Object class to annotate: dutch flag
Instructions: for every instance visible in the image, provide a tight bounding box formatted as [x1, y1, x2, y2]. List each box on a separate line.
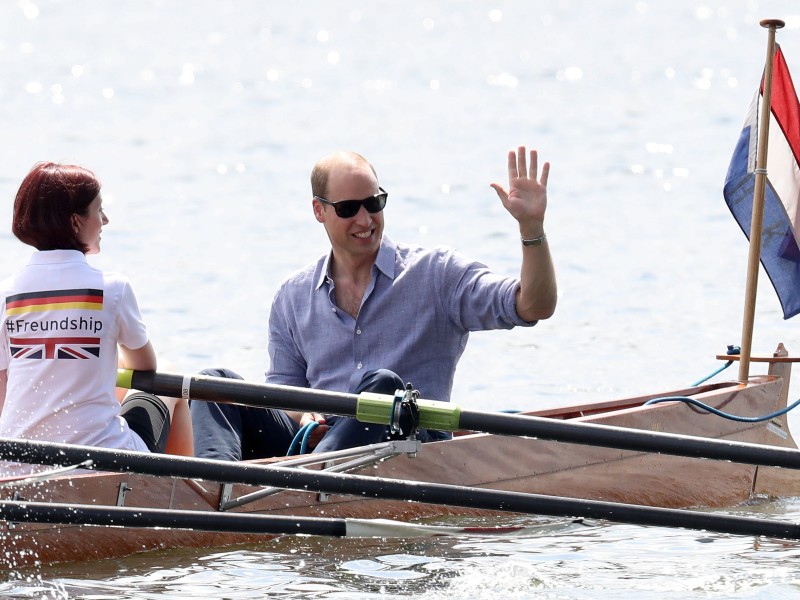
[723, 45, 800, 319]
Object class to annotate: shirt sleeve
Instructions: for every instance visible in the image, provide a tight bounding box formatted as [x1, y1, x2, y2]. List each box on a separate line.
[440, 247, 537, 331]
[116, 280, 149, 350]
[265, 286, 310, 387]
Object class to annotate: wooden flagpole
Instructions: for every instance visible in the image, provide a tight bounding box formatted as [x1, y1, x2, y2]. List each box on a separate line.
[738, 18, 785, 382]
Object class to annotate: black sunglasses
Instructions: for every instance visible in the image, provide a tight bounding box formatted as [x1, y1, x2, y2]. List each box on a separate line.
[314, 187, 388, 219]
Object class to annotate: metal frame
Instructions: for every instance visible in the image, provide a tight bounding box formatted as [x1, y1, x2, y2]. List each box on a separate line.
[218, 439, 422, 511]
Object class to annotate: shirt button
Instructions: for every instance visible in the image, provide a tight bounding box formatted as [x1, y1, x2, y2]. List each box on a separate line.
[331, 307, 337, 313]
[356, 328, 362, 335]
[357, 362, 363, 369]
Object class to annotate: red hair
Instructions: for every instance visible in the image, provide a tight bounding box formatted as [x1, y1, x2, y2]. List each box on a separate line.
[12, 162, 101, 252]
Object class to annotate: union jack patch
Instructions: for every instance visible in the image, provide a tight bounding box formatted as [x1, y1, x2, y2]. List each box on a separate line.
[9, 336, 101, 360]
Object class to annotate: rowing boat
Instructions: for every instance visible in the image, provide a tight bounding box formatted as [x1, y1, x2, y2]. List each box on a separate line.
[0, 344, 798, 569]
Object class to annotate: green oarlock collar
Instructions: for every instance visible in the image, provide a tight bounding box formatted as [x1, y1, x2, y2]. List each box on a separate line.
[116, 368, 134, 390]
[356, 392, 462, 432]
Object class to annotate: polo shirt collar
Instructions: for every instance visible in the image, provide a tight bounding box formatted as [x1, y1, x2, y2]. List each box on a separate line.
[28, 250, 87, 265]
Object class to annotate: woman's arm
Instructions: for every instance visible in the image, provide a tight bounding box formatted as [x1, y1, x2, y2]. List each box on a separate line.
[119, 340, 157, 372]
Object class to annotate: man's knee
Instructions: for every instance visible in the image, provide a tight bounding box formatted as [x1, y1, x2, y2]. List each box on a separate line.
[189, 368, 243, 410]
[355, 368, 404, 395]
[199, 367, 243, 380]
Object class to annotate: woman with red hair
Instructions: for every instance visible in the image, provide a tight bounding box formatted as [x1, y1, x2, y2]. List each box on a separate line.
[0, 162, 192, 456]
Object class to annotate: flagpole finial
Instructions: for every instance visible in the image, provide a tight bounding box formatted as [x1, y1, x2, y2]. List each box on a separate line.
[760, 19, 785, 29]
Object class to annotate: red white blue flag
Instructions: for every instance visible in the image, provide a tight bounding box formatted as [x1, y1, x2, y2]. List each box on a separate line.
[9, 336, 101, 360]
[723, 45, 800, 319]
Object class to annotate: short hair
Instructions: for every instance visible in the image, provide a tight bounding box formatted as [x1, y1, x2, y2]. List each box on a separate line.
[12, 162, 101, 253]
[310, 151, 378, 198]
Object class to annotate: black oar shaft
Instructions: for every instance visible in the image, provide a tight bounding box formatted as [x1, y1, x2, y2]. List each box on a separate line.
[123, 370, 800, 471]
[0, 500, 346, 536]
[456, 409, 800, 469]
[1, 438, 799, 540]
[130, 370, 358, 416]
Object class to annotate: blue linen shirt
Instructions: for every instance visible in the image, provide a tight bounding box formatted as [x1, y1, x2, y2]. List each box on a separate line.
[266, 235, 536, 402]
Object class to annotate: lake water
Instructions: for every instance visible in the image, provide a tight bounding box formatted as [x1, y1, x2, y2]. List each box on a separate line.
[1, 0, 800, 597]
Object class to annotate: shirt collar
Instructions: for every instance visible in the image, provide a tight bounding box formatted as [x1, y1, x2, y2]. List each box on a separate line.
[374, 234, 396, 280]
[314, 234, 397, 290]
[28, 249, 87, 265]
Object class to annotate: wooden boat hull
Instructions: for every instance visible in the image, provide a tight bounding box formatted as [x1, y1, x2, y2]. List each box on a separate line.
[1, 359, 798, 569]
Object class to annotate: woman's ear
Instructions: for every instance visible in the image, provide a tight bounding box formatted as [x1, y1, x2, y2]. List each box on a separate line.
[70, 213, 81, 233]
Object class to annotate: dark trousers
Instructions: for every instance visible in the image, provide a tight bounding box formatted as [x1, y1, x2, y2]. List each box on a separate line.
[190, 368, 449, 461]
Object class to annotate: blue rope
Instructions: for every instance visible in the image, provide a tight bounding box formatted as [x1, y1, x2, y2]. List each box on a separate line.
[690, 345, 740, 386]
[286, 421, 319, 456]
[690, 361, 733, 386]
[644, 395, 800, 422]
[649, 343, 800, 422]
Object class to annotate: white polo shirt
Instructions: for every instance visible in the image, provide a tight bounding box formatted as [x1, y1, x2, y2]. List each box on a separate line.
[0, 250, 150, 451]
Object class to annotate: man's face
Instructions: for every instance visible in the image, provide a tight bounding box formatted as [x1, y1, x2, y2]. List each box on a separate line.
[314, 163, 384, 260]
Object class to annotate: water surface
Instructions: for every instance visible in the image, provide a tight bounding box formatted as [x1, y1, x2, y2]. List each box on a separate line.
[1, 1, 800, 597]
